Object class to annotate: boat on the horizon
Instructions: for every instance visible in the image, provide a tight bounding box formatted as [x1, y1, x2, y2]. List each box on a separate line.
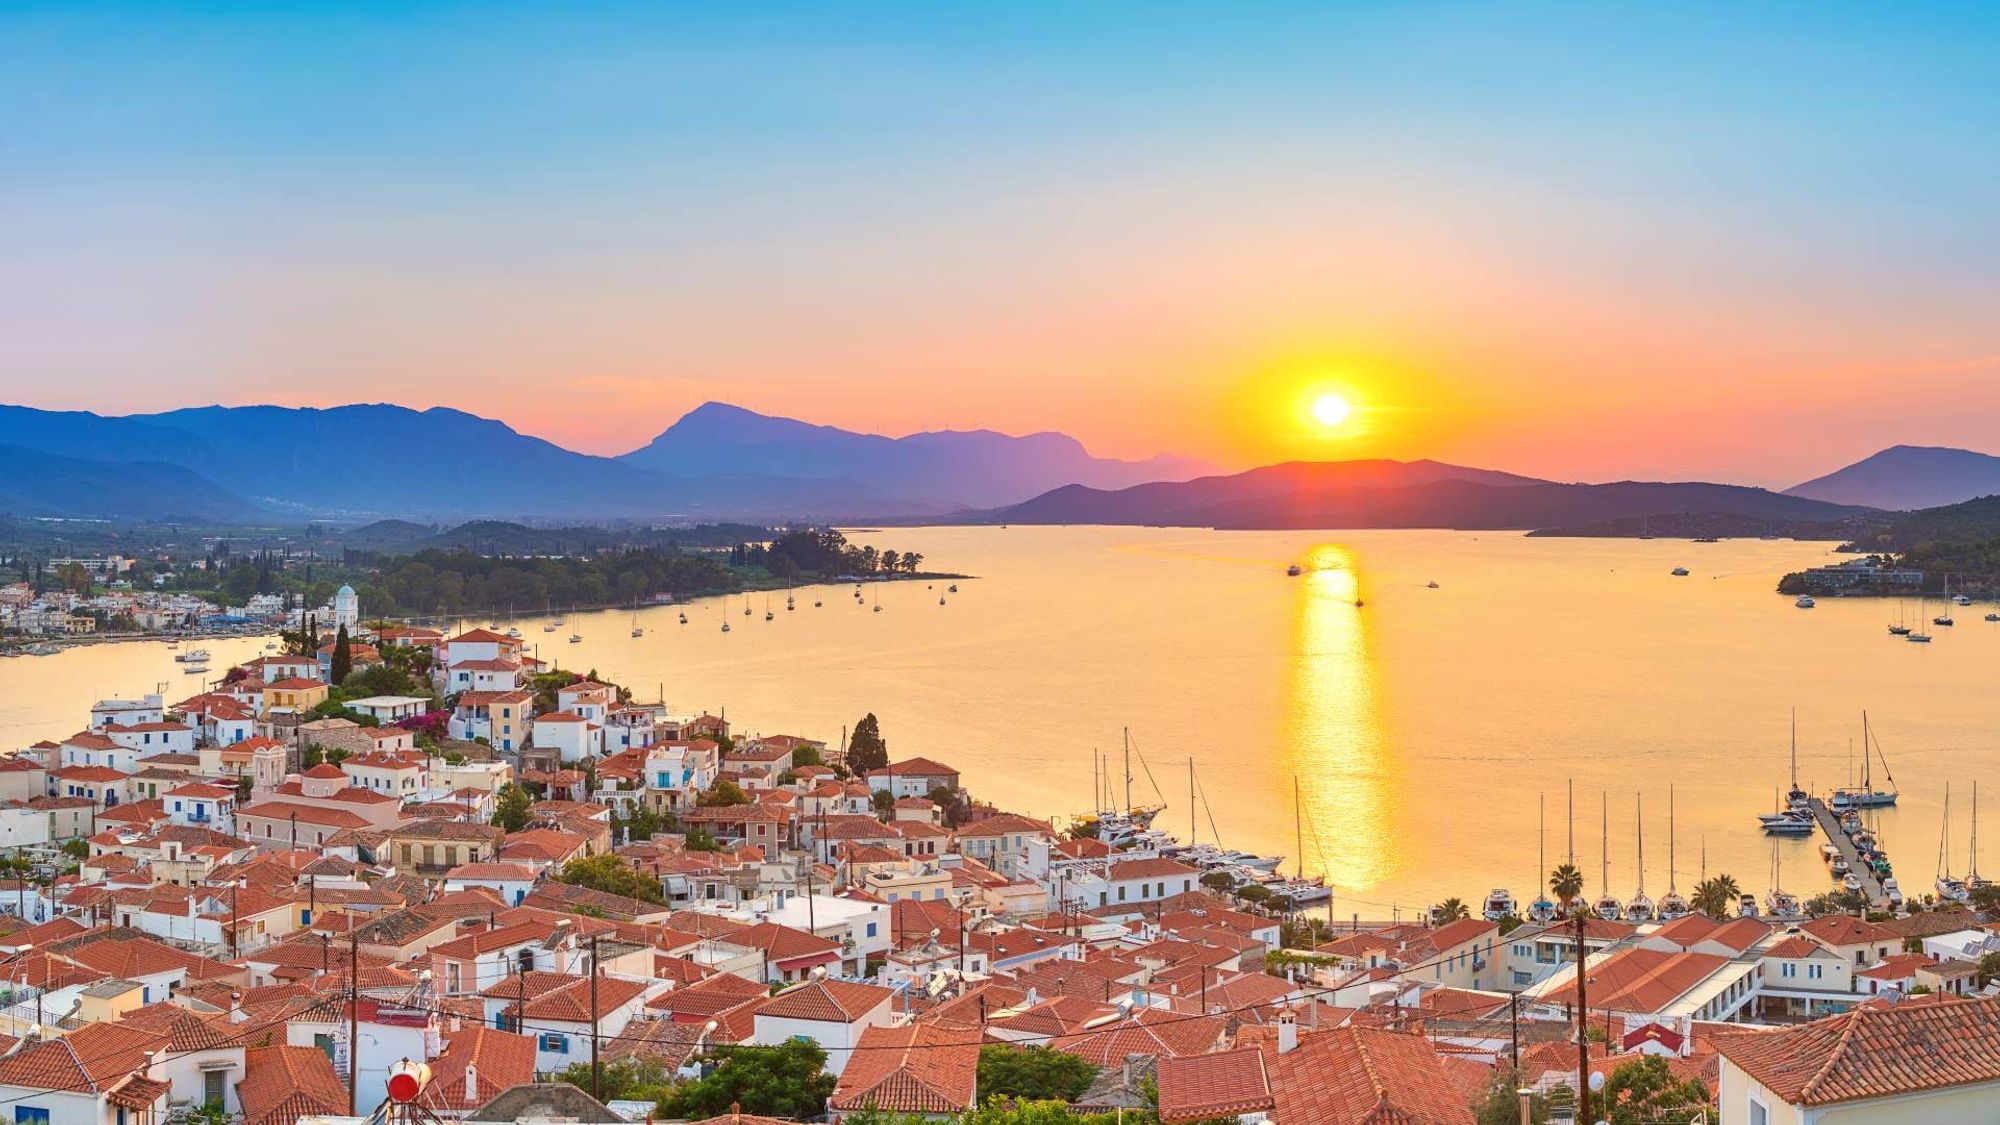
[1670, 566, 1689, 577]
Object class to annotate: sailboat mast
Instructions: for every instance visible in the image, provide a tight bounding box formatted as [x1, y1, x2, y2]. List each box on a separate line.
[1538, 794, 1546, 888]
[1567, 779, 1575, 866]
[1635, 792, 1645, 895]
[1668, 785, 1678, 891]
[1789, 708, 1798, 790]
[1295, 778, 1305, 881]
[1189, 758, 1197, 844]
[1122, 728, 1132, 814]
[1601, 792, 1609, 897]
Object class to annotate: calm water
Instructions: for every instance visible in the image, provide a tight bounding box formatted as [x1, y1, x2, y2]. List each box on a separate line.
[6, 527, 1996, 915]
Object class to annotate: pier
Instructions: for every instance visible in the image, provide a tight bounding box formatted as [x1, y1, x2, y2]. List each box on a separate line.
[1804, 797, 1886, 907]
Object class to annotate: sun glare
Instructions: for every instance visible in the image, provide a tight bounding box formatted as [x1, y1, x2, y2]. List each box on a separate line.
[1311, 392, 1354, 429]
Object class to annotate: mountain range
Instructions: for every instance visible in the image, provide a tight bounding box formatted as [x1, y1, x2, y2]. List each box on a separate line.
[0, 399, 1993, 531]
[1783, 445, 2000, 511]
[986, 460, 1875, 532]
[0, 402, 1203, 522]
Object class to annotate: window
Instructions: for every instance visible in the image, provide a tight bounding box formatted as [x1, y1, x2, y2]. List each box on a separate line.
[540, 1033, 569, 1053]
[204, 1069, 227, 1107]
[1748, 1099, 1767, 1125]
[1808, 964, 1824, 980]
[1781, 963, 1796, 978]
[865, 922, 877, 937]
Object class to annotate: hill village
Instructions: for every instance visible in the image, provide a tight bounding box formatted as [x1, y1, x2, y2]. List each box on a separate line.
[0, 596, 1993, 1125]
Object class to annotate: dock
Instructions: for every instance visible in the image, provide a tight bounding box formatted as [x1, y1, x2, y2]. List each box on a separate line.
[1804, 797, 1886, 907]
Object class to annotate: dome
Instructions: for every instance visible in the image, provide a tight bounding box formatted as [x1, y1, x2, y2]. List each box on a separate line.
[336, 584, 356, 596]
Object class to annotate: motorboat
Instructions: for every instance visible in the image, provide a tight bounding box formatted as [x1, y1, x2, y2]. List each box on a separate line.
[1219, 851, 1284, 872]
[1841, 873, 1862, 893]
[1737, 894, 1759, 918]
[1269, 877, 1332, 904]
[1670, 567, 1690, 577]
[1818, 842, 1839, 861]
[678, 613, 688, 624]
[1955, 594, 1973, 606]
[568, 633, 582, 644]
[948, 584, 959, 593]
[1987, 613, 2000, 622]
[939, 597, 947, 605]
[174, 649, 210, 663]
[1482, 888, 1517, 921]
[1763, 889, 1803, 920]
[1829, 855, 1850, 876]
[543, 624, 557, 632]
[1286, 564, 1303, 577]
[182, 663, 209, 675]
[1795, 595, 1816, 608]
[1763, 815, 1814, 836]
[1426, 580, 1440, 589]
[505, 627, 521, 639]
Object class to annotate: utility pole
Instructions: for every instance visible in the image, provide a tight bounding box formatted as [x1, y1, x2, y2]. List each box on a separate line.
[1509, 992, 1520, 1074]
[1573, 911, 1590, 1125]
[347, 929, 360, 1115]
[588, 934, 601, 1102]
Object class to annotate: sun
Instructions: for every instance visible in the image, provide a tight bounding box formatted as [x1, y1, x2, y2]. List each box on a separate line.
[1310, 392, 1354, 429]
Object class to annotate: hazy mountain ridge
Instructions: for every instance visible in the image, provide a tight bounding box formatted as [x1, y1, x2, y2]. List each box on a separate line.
[990, 460, 1874, 532]
[0, 444, 262, 522]
[619, 401, 1207, 509]
[1785, 445, 2000, 510]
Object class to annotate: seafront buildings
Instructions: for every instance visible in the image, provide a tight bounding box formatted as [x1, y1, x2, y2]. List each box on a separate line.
[0, 606, 1994, 1124]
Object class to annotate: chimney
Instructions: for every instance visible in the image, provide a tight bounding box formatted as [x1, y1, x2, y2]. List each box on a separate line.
[464, 1062, 477, 1104]
[1277, 1008, 1298, 1055]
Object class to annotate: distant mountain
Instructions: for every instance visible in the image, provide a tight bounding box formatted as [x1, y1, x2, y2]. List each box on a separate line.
[620, 402, 1207, 510]
[0, 404, 933, 521]
[988, 459, 1873, 532]
[0, 444, 263, 522]
[1786, 446, 2000, 511]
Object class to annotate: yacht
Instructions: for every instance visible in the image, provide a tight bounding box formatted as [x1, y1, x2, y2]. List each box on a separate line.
[1624, 793, 1655, 922]
[1831, 713, 1900, 809]
[1593, 793, 1622, 920]
[1955, 594, 1973, 606]
[1763, 889, 1803, 920]
[1481, 888, 1517, 921]
[1737, 894, 1759, 919]
[1763, 814, 1813, 836]
[174, 648, 211, 663]
[1528, 794, 1561, 922]
[1657, 790, 1691, 918]
[568, 633, 582, 643]
[1795, 595, 1816, 608]
[1670, 567, 1690, 577]
[1270, 877, 1332, 904]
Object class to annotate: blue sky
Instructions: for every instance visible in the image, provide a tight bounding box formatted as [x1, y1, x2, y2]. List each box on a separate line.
[2, 3, 1995, 480]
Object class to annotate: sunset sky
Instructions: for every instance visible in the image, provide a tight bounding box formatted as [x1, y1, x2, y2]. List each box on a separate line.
[3, 3, 1996, 484]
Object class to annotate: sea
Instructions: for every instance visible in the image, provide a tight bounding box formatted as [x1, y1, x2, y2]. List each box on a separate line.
[5, 526, 1994, 917]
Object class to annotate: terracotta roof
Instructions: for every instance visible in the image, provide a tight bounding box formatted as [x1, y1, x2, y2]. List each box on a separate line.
[0, 1021, 166, 1093]
[648, 971, 767, 1019]
[1715, 996, 2000, 1106]
[864, 757, 958, 778]
[238, 1045, 349, 1125]
[420, 1026, 537, 1112]
[236, 801, 371, 830]
[1156, 1047, 1272, 1121]
[829, 1023, 980, 1113]
[756, 979, 892, 1023]
[1537, 947, 1729, 1013]
[1801, 914, 1902, 948]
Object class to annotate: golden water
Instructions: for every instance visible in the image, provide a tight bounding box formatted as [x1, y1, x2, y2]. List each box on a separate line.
[6, 526, 1993, 915]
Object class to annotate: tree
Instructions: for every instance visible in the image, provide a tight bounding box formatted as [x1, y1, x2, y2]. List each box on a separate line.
[330, 624, 353, 684]
[1598, 1055, 1710, 1125]
[1978, 951, 2000, 989]
[1971, 883, 2000, 914]
[1549, 864, 1584, 910]
[847, 712, 889, 774]
[698, 779, 751, 807]
[491, 783, 533, 832]
[1432, 897, 1470, 923]
[658, 1040, 835, 1120]
[792, 743, 824, 769]
[977, 1045, 1098, 1103]
[1691, 874, 1742, 919]
[554, 1057, 674, 1104]
[553, 853, 665, 905]
[1472, 1069, 1550, 1125]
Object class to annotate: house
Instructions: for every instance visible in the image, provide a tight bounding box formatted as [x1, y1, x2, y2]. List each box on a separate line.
[1756, 935, 1857, 1021]
[449, 660, 527, 694]
[60, 731, 144, 773]
[49, 765, 129, 809]
[864, 757, 960, 799]
[235, 800, 373, 848]
[486, 972, 664, 1072]
[443, 863, 540, 906]
[828, 1023, 981, 1121]
[237, 1044, 349, 1125]
[101, 722, 197, 759]
[954, 814, 1051, 878]
[1156, 1019, 1478, 1124]
[0, 1019, 175, 1125]
[389, 819, 505, 876]
[1798, 915, 1901, 968]
[752, 979, 896, 1074]
[450, 691, 533, 751]
[419, 1026, 538, 1118]
[1715, 995, 2000, 1123]
[531, 712, 602, 763]
[260, 677, 329, 720]
[340, 750, 429, 797]
[164, 781, 237, 834]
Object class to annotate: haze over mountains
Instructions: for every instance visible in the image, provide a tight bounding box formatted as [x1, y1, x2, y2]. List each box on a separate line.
[0, 399, 1993, 530]
[1783, 445, 2000, 511]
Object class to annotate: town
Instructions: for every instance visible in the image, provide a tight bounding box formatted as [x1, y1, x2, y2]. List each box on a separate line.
[0, 585, 1987, 1125]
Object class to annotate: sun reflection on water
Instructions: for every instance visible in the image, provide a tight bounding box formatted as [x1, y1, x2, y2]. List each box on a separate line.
[1284, 544, 1395, 898]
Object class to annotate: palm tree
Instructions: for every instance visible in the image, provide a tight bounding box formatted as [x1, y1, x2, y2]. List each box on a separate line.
[1549, 863, 1585, 911]
[1691, 874, 1742, 919]
[1433, 897, 1471, 923]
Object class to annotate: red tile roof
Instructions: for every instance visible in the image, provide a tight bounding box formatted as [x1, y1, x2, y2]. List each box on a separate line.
[1156, 1047, 1273, 1121]
[238, 1045, 349, 1125]
[829, 1023, 980, 1113]
[420, 1026, 537, 1112]
[756, 979, 892, 1023]
[1714, 996, 2000, 1106]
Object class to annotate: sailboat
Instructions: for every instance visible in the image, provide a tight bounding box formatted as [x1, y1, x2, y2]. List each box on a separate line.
[1272, 779, 1332, 906]
[1970, 781, 1991, 893]
[1624, 792, 1655, 922]
[1937, 781, 1969, 902]
[1527, 794, 1559, 923]
[1888, 598, 1912, 636]
[786, 590, 795, 612]
[1934, 577, 1956, 626]
[1907, 597, 1933, 642]
[1831, 712, 1899, 809]
[764, 596, 774, 622]
[1657, 786, 1690, 919]
[1071, 730, 1169, 842]
[1763, 837, 1803, 920]
[721, 596, 732, 633]
[1592, 793, 1623, 921]
[872, 586, 882, 613]
[630, 600, 644, 638]
[1759, 714, 1814, 832]
[543, 597, 558, 632]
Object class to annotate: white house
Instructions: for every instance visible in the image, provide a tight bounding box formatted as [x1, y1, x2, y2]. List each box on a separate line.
[165, 781, 237, 834]
[531, 712, 602, 763]
[1714, 996, 2000, 1123]
[103, 722, 197, 758]
[751, 979, 895, 1075]
[343, 695, 431, 723]
[89, 694, 165, 730]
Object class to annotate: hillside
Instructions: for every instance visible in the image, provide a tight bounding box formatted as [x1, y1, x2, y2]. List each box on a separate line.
[989, 460, 1873, 533]
[1786, 445, 2000, 510]
[621, 401, 1206, 510]
[0, 444, 264, 522]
